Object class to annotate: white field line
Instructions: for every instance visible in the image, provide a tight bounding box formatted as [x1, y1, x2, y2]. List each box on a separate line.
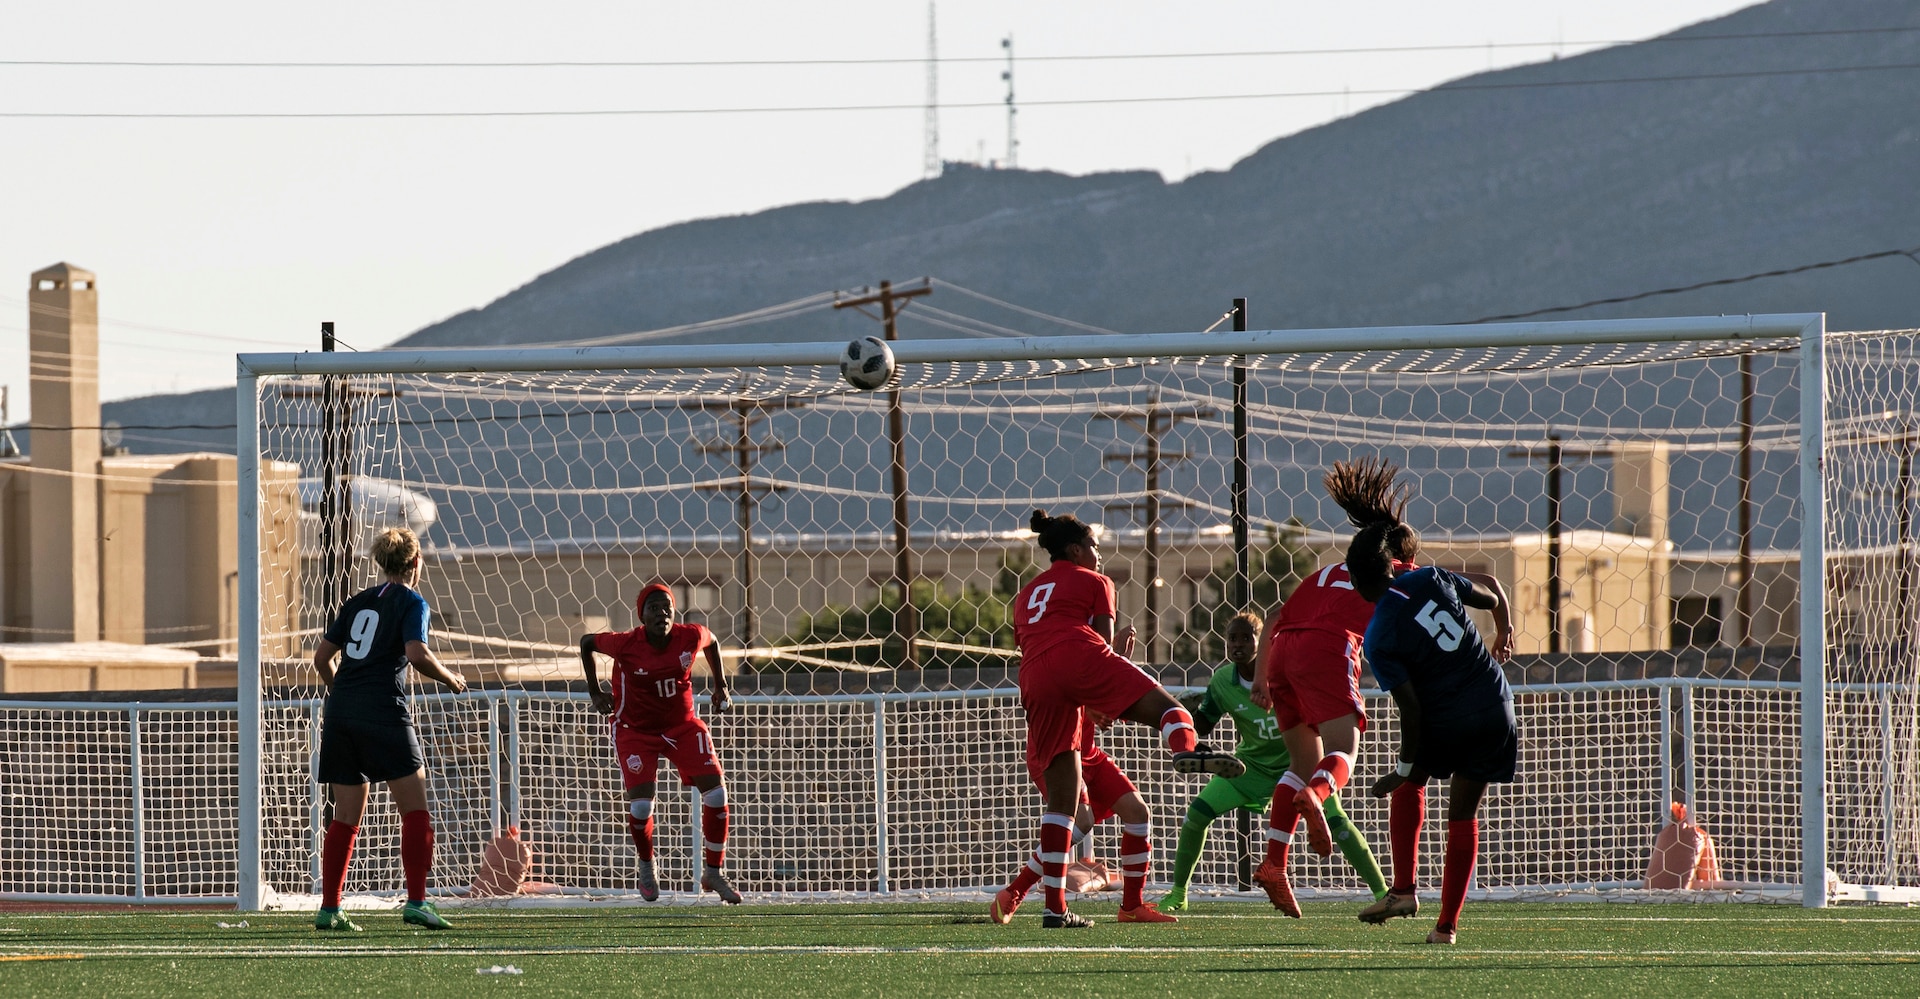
[6, 911, 1920, 925]
[2, 944, 1919, 960]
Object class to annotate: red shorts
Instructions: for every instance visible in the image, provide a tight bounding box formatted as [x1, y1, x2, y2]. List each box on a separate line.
[1265, 630, 1368, 733]
[1019, 642, 1161, 780]
[611, 717, 723, 789]
[1025, 739, 1138, 822]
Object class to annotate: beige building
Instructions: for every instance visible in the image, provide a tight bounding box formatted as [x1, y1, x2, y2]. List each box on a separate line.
[0, 264, 302, 671]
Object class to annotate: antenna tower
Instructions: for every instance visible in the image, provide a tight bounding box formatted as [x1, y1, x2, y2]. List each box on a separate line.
[1000, 34, 1018, 168]
[923, 2, 940, 178]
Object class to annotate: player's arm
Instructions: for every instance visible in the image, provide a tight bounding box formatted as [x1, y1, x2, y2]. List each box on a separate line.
[1249, 626, 1273, 708]
[1370, 683, 1424, 798]
[1457, 571, 1515, 662]
[313, 638, 342, 688]
[407, 641, 467, 694]
[580, 635, 614, 715]
[703, 641, 730, 713]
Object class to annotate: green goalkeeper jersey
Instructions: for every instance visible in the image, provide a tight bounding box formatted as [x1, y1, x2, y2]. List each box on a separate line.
[1192, 662, 1291, 776]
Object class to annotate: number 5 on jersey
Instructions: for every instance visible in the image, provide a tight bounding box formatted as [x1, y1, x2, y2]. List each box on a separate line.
[1025, 582, 1056, 624]
[1414, 600, 1465, 652]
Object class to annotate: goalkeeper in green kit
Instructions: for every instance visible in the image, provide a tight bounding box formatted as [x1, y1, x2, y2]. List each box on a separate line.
[1159, 611, 1388, 911]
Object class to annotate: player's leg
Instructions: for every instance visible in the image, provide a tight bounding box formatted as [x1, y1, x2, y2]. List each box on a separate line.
[1113, 687, 1243, 777]
[388, 769, 452, 929]
[1322, 792, 1388, 899]
[624, 784, 660, 901]
[1359, 772, 1427, 925]
[1295, 713, 1362, 858]
[1430, 776, 1489, 945]
[1254, 770, 1309, 917]
[614, 728, 664, 900]
[691, 774, 742, 904]
[999, 797, 1097, 922]
[1165, 769, 1267, 910]
[1108, 792, 1173, 922]
[317, 779, 367, 932]
[1037, 749, 1091, 928]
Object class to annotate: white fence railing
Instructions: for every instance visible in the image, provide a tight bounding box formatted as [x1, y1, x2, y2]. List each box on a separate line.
[4, 678, 1907, 906]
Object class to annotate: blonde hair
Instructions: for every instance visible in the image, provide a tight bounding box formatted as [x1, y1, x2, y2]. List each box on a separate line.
[370, 527, 421, 577]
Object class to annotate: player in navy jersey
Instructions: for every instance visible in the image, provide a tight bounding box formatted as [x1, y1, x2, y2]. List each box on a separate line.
[1346, 505, 1515, 945]
[311, 527, 468, 932]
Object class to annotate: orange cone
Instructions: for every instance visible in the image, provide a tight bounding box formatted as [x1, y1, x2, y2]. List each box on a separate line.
[469, 826, 533, 897]
[1644, 803, 1714, 889]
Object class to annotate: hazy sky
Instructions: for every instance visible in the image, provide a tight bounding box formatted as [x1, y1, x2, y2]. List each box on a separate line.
[1, 0, 1764, 417]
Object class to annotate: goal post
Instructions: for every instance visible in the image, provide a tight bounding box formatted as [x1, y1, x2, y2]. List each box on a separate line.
[230, 311, 1908, 913]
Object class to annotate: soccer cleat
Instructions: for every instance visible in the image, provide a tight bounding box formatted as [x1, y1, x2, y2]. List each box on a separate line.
[989, 887, 1022, 925]
[1116, 902, 1179, 924]
[701, 866, 743, 905]
[1426, 927, 1456, 945]
[1158, 889, 1189, 912]
[1171, 744, 1246, 778]
[1041, 911, 1094, 928]
[314, 908, 362, 932]
[1252, 859, 1302, 918]
[1063, 858, 1114, 893]
[1295, 788, 1334, 858]
[401, 900, 452, 930]
[1357, 888, 1419, 924]
[636, 860, 660, 902]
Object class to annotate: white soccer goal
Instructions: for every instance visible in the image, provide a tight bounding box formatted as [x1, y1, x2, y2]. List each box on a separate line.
[216, 312, 1918, 911]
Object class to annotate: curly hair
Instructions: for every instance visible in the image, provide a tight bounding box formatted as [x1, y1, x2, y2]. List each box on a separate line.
[1028, 509, 1094, 561]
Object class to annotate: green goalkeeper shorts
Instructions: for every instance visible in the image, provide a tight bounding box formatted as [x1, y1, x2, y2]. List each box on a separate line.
[1191, 764, 1288, 818]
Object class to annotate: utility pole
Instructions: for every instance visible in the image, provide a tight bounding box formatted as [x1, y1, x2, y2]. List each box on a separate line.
[686, 395, 803, 653]
[1000, 35, 1017, 168]
[835, 279, 931, 667]
[1508, 434, 1569, 654]
[1098, 393, 1217, 664]
[923, 1, 940, 179]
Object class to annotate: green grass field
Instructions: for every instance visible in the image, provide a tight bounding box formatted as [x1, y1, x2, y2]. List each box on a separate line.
[4, 901, 1917, 998]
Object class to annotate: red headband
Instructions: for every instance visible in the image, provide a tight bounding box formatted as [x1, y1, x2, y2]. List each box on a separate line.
[636, 583, 674, 617]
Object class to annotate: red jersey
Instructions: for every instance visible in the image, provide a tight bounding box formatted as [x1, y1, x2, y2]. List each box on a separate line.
[594, 622, 713, 731]
[1013, 561, 1117, 660]
[1266, 561, 1416, 669]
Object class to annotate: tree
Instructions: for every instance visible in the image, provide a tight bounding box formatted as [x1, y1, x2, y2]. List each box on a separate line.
[776, 551, 1040, 671]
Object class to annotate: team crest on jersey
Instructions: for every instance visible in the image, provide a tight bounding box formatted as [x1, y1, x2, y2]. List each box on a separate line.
[680, 651, 694, 669]
[625, 754, 645, 772]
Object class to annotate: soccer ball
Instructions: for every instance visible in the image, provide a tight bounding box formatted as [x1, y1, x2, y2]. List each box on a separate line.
[840, 336, 897, 391]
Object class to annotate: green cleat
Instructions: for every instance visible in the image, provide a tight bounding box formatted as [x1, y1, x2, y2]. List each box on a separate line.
[401, 900, 453, 930]
[1158, 890, 1189, 912]
[315, 908, 362, 932]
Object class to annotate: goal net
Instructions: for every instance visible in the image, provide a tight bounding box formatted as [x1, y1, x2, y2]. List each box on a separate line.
[221, 314, 1918, 909]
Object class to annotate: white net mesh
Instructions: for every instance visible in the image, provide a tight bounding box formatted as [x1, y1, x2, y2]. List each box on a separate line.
[4, 321, 1890, 904]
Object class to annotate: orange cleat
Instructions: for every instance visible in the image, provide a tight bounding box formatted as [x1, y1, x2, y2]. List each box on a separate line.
[1295, 787, 1334, 858]
[1252, 859, 1302, 918]
[1116, 902, 1179, 924]
[989, 887, 1021, 925]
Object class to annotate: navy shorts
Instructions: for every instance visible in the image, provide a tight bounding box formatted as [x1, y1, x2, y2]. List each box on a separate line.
[1416, 699, 1518, 784]
[316, 713, 426, 785]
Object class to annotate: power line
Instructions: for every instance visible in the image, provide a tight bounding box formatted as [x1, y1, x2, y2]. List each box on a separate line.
[7, 60, 1920, 118]
[3, 26, 1913, 69]
[1465, 245, 1920, 323]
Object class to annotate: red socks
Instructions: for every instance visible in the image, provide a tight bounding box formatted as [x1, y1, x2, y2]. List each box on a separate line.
[1438, 819, 1478, 933]
[400, 810, 434, 905]
[1305, 751, 1353, 803]
[1389, 781, 1426, 893]
[1039, 812, 1074, 915]
[1263, 774, 1306, 867]
[701, 792, 729, 870]
[626, 814, 654, 861]
[1160, 706, 1198, 754]
[1120, 822, 1151, 909]
[1008, 852, 1043, 898]
[320, 820, 357, 909]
